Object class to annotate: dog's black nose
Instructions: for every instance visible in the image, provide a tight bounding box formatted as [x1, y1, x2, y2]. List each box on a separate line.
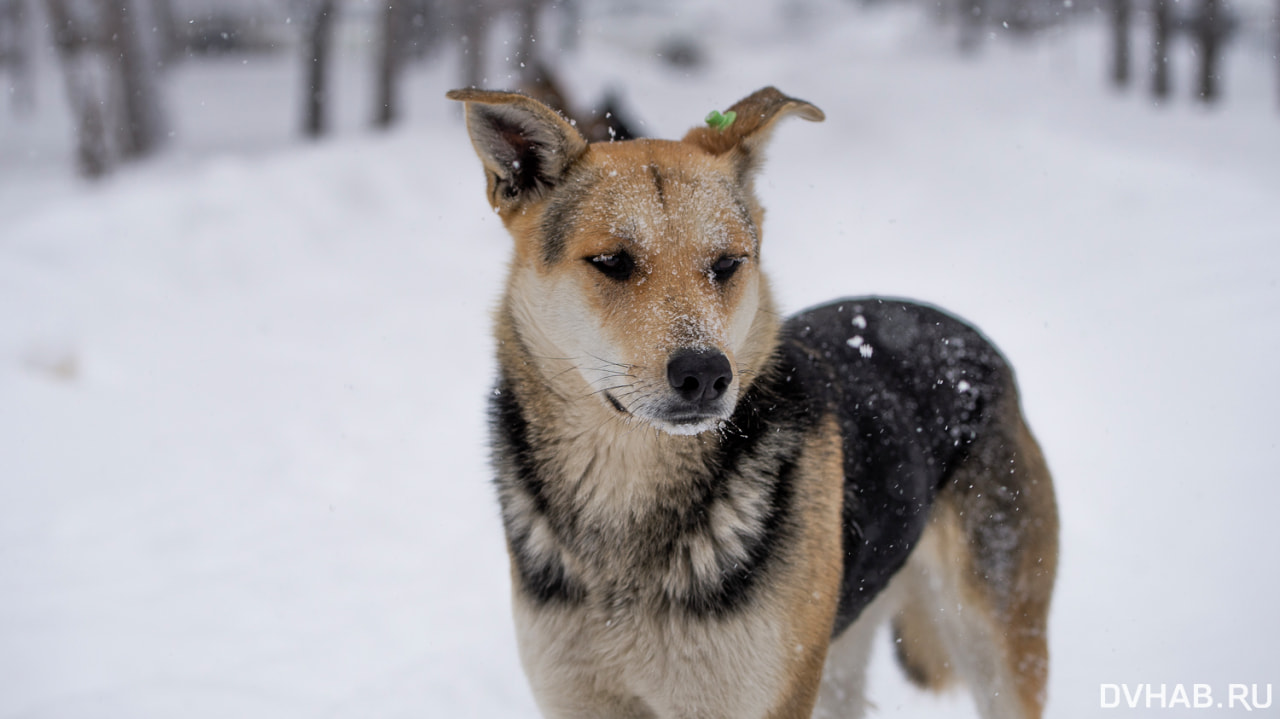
[667, 349, 733, 403]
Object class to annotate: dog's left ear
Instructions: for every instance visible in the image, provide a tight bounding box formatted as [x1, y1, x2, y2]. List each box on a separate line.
[683, 86, 824, 181]
[446, 88, 589, 210]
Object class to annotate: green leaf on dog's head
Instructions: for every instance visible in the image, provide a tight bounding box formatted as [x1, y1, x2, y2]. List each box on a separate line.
[705, 109, 737, 132]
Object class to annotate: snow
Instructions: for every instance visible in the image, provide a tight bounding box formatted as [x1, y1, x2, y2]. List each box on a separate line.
[3, 2, 1279, 717]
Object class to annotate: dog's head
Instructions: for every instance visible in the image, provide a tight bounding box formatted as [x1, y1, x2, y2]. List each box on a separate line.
[449, 87, 823, 435]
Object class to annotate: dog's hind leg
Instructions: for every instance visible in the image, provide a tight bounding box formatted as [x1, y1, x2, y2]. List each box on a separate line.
[890, 573, 957, 693]
[812, 577, 904, 719]
[896, 399, 1059, 719]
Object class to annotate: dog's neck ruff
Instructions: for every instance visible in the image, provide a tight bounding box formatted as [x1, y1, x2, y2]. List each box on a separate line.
[489, 340, 821, 619]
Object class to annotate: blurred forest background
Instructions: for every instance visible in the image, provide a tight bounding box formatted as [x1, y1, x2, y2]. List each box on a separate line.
[1, 0, 1277, 179]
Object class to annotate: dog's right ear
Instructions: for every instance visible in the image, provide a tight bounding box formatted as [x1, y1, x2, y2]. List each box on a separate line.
[446, 89, 589, 211]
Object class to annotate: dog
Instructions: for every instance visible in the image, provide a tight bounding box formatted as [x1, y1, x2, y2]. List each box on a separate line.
[447, 86, 1059, 719]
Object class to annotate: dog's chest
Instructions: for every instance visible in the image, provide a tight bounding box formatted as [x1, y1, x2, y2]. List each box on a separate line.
[498, 421, 801, 716]
[514, 581, 792, 719]
[491, 381, 808, 618]
[539, 428, 771, 604]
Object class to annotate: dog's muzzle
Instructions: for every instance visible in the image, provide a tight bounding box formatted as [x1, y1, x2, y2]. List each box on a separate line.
[645, 348, 734, 434]
[602, 349, 736, 435]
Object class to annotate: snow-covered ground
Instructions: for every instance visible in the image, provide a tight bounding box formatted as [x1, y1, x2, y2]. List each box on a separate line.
[2, 2, 1279, 717]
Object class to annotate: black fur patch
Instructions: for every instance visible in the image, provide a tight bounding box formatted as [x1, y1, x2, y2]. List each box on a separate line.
[491, 378, 585, 605]
[781, 298, 1010, 636]
[516, 539, 587, 605]
[491, 379, 549, 515]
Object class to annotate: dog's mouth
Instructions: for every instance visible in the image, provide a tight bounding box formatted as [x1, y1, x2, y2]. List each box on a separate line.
[604, 392, 629, 414]
[603, 391, 731, 436]
[653, 415, 726, 436]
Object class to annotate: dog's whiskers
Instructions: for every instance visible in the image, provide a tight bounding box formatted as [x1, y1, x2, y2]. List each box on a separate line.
[586, 353, 640, 371]
[586, 384, 635, 399]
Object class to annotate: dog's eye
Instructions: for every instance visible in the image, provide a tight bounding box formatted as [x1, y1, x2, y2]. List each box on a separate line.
[711, 256, 746, 283]
[588, 252, 635, 282]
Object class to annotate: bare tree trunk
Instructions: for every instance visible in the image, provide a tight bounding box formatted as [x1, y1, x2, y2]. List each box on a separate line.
[959, 0, 984, 53]
[46, 0, 110, 177]
[1152, 0, 1171, 100]
[555, 0, 579, 52]
[374, 0, 401, 129]
[1109, 0, 1131, 87]
[104, 0, 166, 159]
[459, 0, 486, 89]
[303, 0, 336, 138]
[513, 0, 543, 84]
[72, 78, 109, 177]
[149, 0, 178, 64]
[1195, 0, 1221, 102]
[0, 0, 34, 111]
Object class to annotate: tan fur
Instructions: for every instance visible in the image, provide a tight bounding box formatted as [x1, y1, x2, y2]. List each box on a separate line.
[450, 86, 1058, 719]
[767, 415, 846, 719]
